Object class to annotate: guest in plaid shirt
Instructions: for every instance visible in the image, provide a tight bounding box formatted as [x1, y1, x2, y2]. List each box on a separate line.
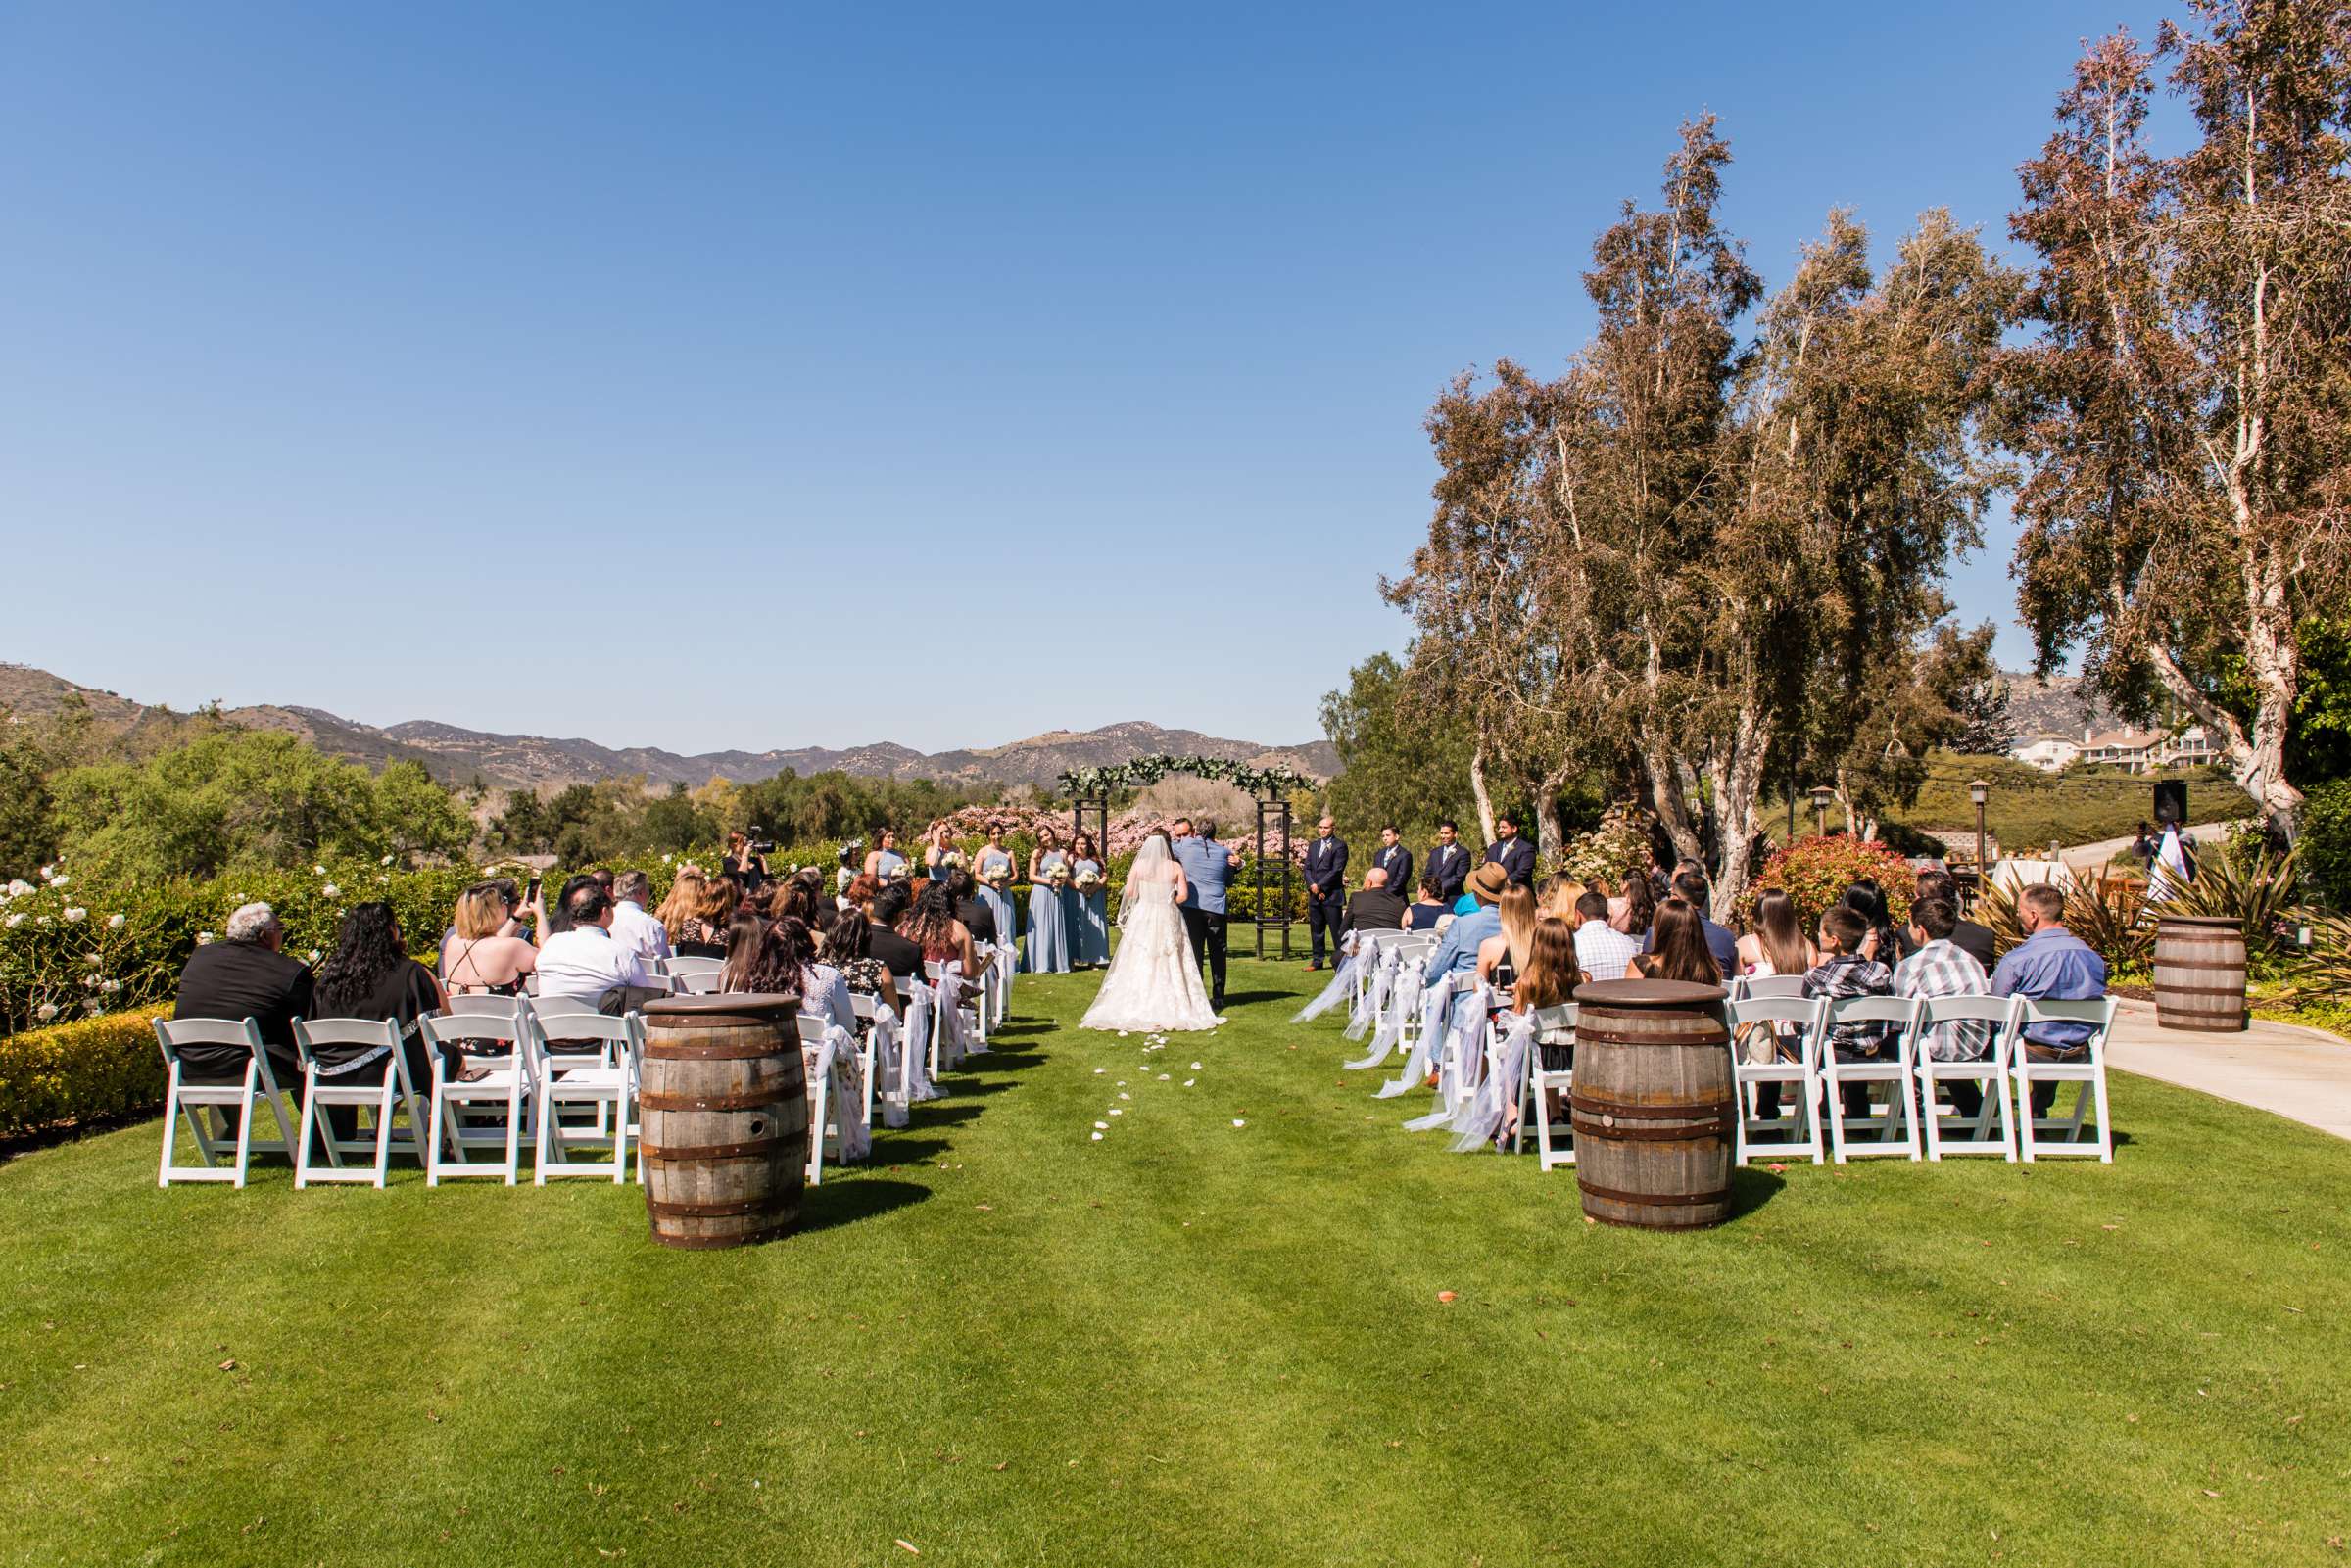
[1803, 907, 1894, 1118]
[1894, 896, 1993, 1118]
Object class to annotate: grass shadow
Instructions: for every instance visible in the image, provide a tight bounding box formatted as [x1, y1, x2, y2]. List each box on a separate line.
[1215, 990, 1293, 1008]
[869, 1138, 954, 1164]
[794, 1177, 932, 1236]
[1728, 1165, 1786, 1219]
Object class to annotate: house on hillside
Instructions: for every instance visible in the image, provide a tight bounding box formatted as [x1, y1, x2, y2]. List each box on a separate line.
[2058, 723, 2219, 774]
[2011, 735, 2080, 772]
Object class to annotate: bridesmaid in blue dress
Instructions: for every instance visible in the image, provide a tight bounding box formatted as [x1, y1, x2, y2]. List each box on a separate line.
[920, 823, 955, 880]
[1069, 832, 1110, 968]
[865, 828, 908, 882]
[1026, 829, 1072, 974]
[974, 824, 1019, 953]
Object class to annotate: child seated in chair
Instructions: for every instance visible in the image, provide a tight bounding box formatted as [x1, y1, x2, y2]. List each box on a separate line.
[1803, 906, 1895, 1117]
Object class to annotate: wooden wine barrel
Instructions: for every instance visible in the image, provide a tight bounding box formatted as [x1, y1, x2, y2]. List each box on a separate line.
[2152, 915, 2248, 1033]
[1569, 978, 1735, 1231]
[639, 995, 807, 1250]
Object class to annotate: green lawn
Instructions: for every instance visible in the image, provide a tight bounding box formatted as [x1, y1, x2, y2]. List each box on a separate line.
[4, 960, 2348, 1565]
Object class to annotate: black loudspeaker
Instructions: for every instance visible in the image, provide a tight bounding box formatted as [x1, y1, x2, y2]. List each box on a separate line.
[2153, 780, 2187, 827]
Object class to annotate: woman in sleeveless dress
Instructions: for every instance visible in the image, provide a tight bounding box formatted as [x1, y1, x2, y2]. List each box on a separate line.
[1026, 829, 1072, 974]
[1069, 832, 1110, 968]
[1080, 834, 1223, 1032]
[974, 823, 1018, 953]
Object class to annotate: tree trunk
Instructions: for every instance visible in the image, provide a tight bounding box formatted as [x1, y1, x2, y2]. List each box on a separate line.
[1704, 706, 1773, 923]
[1531, 764, 1574, 870]
[1468, 739, 1498, 846]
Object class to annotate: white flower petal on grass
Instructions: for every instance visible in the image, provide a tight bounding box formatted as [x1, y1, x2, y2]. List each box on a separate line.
[1089, 1132, 1103, 1142]
[1094, 1121, 1109, 1130]
[3, 913, 22, 929]
[1118, 1092, 1129, 1101]
[381, 854, 395, 866]
[1118, 1031, 1128, 1038]
[1092, 1068, 1106, 1075]
[1190, 1062, 1202, 1070]
[1231, 1118, 1246, 1128]
[1109, 1109, 1123, 1117]
[1158, 1073, 1170, 1080]
[1183, 1079, 1194, 1087]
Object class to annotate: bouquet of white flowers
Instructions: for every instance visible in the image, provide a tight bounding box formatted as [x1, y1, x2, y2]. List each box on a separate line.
[1074, 867, 1102, 892]
[1048, 863, 1072, 889]
[942, 849, 967, 871]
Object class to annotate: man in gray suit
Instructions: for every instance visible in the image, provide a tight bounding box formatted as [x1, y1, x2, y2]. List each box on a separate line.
[1171, 817, 1240, 1010]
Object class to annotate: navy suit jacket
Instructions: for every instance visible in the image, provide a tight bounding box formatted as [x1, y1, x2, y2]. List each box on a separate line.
[1304, 836, 1349, 898]
[1373, 842, 1414, 898]
[1485, 836, 1537, 888]
[1425, 842, 1471, 901]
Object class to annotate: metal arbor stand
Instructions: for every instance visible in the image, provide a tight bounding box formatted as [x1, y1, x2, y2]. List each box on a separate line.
[1070, 795, 1110, 865]
[1253, 792, 1294, 959]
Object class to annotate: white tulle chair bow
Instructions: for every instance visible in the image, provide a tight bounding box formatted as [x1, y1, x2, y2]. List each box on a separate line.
[1404, 980, 1489, 1130]
[1379, 975, 1460, 1099]
[931, 961, 974, 1070]
[808, 1021, 870, 1168]
[1345, 955, 1420, 1071]
[1449, 1011, 1536, 1152]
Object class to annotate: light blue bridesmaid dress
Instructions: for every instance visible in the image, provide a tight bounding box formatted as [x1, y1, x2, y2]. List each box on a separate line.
[976, 848, 1018, 950]
[1070, 857, 1110, 966]
[875, 847, 908, 880]
[1027, 852, 1072, 974]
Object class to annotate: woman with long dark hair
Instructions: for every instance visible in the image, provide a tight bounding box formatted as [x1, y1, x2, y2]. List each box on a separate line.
[316, 900, 447, 1092]
[902, 879, 983, 982]
[1026, 826, 1072, 974]
[1068, 831, 1110, 968]
[824, 906, 901, 1018]
[1611, 868, 1655, 938]
[1843, 879, 1903, 964]
[1738, 888, 1816, 980]
[1625, 897, 1720, 985]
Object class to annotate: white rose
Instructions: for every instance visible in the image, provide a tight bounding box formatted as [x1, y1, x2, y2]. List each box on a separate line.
[661, 854, 673, 865]
[376, 875, 389, 884]
[107, 913, 125, 929]
[35, 1003, 58, 1022]
[84, 953, 101, 966]
[5, 879, 29, 898]
[197, 930, 216, 944]
[103, 978, 121, 993]
[63, 907, 86, 923]
[39, 865, 53, 878]
[3, 913, 22, 929]
[49, 876, 68, 889]
[321, 883, 339, 897]
[381, 854, 395, 866]
[82, 974, 102, 987]
[313, 865, 327, 876]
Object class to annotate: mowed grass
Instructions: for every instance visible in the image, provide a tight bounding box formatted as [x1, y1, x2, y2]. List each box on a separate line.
[3, 960, 2349, 1566]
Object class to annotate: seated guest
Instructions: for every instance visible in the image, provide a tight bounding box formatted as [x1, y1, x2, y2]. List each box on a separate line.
[1626, 896, 1722, 985]
[314, 900, 447, 1097]
[1406, 875, 1450, 931]
[608, 870, 673, 965]
[844, 872, 885, 916]
[441, 882, 538, 995]
[1611, 870, 1655, 938]
[1991, 884, 2108, 1115]
[1735, 888, 1814, 980]
[824, 906, 901, 1018]
[1508, 916, 1585, 1138]
[1534, 873, 1582, 923]
[1572, 890, 1639, 981]
[656, 865, 730, 957]
[1913, 869, 1996, 970]
[1640, 871, 1739, 978]
[535, 877, 653, 1006]
[1476, 884, 1537, 989]
[1843, 879, 1905, 964]
[1804, 905, 1895, 1116]
[1344, 867, 1409, 935]
[1425, 863, 1510, 981]
[767, 874, 827, 934]
[948, 867, 998, 947]
[171, 900, 314, 1103]
[1895, 895, 1994, 1118]
[721, 915, 857, 1033]
[901, 879, 988, 994]
[866, 881, 925, 982]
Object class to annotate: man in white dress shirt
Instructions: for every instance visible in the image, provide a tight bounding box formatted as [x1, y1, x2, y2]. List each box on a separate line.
[607, 870, 673, 964]
[536, 878, 653, 1003]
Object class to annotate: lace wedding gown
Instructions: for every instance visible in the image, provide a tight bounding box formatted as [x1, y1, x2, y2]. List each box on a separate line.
[1080, 838, 1224, 1033]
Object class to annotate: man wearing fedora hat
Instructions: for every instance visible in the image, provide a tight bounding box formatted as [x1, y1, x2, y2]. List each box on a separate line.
[1424, 861, 1510, 983]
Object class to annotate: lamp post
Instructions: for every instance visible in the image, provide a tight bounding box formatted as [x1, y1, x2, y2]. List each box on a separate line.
[1969, 779, 1991, 895]
[1809, 784, 1834, 839]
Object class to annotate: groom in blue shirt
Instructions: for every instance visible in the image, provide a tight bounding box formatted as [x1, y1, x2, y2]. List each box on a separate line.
[1171, 817, 1239, 1011]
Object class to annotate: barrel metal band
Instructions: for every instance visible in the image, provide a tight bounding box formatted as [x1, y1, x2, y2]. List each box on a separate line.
[2153, 983, 2252, 1000]
[640, 1088, 790, 1113]
[644, 1042, 787, 1061]
[646, 1196, 785, 1219]
[2153, 958, 2247, 974]
[1572, 1094, 1738, 1121]
[641, 1136, 790, 1162]
[1571, 1115, 1733, 1142]
[1576, 1179, 1732, 1208]
[1576, 1027, 1728, 1048]
[650, 1224, 792, 1250]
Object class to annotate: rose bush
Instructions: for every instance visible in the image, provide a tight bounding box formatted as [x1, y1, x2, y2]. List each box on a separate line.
[1741, 835, 1920, 929]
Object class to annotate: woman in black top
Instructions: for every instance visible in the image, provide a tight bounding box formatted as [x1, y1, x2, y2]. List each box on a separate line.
[314, 901, 447, 1093]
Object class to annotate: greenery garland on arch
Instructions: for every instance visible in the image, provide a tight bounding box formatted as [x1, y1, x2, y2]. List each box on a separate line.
[1057, 754, 1313, 801]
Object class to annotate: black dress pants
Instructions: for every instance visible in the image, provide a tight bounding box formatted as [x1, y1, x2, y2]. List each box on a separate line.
[1307, 891, 1345, 963]
[1180, 906, 1227, 1002]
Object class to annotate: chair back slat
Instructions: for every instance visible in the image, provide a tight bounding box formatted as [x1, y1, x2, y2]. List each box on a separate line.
[155, 1017, 267, 1049]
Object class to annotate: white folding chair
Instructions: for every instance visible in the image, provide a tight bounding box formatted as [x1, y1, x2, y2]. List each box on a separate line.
[1917, 995, 2021, 1161]
[2009, 997, 2116, 1163]
[152, 1018, 300, 1187]
[415, 1012, 532, 1185]
[1725, 996, 1827, 1165]
[291, 1017, 427, 1188]
[442, 992, 529, 1022]
[672, 970, 725, 996]
[526, 993, 602, 1021]
[1513, 1003, 1578, 1169]
[796, 1014, 838, 1186]
[924, 962, 983, 1067]
[529, 1013, 636, 1183]
[1734, 974, 1808, 1001]
[666, 956, 724, 981]
[1819, 996, 1923, 1163]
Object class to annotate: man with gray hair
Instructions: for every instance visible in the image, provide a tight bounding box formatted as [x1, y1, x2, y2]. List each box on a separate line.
[607, 870, 672, 965]
[171, 900, 315, 1094]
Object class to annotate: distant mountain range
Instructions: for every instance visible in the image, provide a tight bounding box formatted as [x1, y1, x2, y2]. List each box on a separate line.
[1998, 672, 2122, 741]
[0, 664, 1338, 793]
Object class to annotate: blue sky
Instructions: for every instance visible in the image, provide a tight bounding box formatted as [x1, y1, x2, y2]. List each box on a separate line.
[0, 1, 2173, 754]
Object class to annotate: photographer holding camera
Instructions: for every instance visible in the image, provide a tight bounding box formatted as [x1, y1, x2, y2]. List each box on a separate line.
[726, 828, 774, 896]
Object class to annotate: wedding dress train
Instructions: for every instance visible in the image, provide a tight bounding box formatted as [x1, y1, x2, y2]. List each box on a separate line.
[1080, 837, 1223, 1033]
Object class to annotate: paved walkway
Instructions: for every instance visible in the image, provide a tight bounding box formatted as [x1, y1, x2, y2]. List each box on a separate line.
[2059, 818, 2242, 874]
[2108, 998, 2351, 1141]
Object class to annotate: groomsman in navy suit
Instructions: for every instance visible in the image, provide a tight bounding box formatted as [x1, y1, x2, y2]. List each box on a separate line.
[1303, 815, 1349, 970]
[1372, 825, 1413, 905]
[1425, 821, 1471, 904]
[1485, 813, 1537, 889]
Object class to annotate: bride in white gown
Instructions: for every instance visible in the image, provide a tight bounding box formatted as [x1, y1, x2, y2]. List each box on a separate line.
[1080, 833, 1224, 1033]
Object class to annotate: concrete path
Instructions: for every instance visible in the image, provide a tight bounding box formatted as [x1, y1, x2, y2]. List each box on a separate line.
[2108, 998, 2351, 1141]
[2059, 818, 2242, 874]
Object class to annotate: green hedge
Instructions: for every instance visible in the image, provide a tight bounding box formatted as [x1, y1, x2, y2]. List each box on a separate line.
[0, 1006, 170, 1138]
[2303, 780, 2351, 913]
